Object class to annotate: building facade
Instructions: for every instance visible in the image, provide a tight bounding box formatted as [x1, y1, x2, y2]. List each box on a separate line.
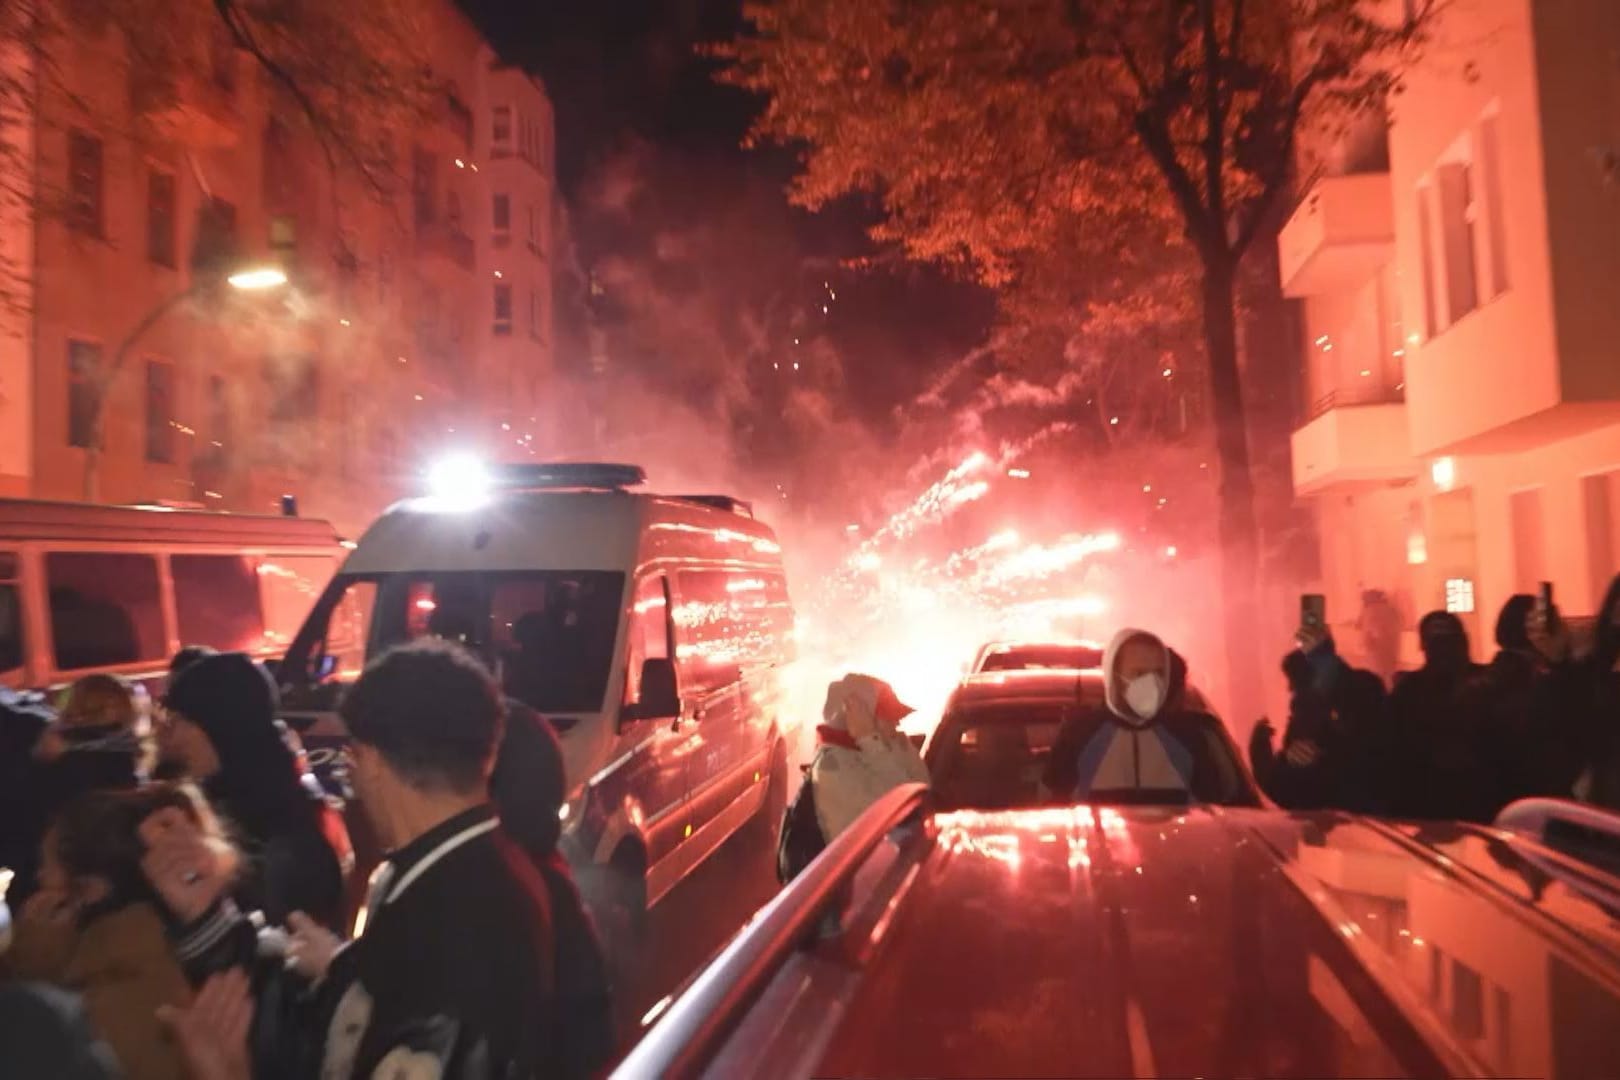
[0, 3, 556, 536]
[1283, 0, 1620, 666]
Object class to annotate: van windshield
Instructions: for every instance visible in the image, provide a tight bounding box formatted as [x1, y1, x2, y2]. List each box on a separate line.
[283, 570, 625, 716]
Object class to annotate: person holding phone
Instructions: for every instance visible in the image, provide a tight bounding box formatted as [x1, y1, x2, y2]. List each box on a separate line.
[1249, 597, 1390, 814]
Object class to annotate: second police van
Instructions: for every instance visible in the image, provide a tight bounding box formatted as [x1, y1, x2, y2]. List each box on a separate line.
[278, 461, 797, 945]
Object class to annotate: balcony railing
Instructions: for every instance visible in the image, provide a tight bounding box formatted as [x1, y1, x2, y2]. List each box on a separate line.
[1306, 382, 1405, 422]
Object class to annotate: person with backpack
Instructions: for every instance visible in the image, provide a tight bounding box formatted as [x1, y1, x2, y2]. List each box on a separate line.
[780, 675, 926, 883]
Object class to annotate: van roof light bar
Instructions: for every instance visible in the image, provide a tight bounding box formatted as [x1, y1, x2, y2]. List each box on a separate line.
[489, 463, 648, 491]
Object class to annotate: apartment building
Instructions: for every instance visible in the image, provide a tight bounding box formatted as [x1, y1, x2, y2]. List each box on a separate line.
[0, 3, 556, 536]
[1282, 0, 1620, 665]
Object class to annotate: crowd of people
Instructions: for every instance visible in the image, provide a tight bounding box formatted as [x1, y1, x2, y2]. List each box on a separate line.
[0, 639, 612, 1080]
[1249, 578, 1620, 822]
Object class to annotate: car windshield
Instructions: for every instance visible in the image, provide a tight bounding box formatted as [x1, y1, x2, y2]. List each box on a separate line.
[927, 704, 1071, 810]
[929, 704, 1259, 810]
[978, 644, 1103, 671]
[282, 570, 625, 715]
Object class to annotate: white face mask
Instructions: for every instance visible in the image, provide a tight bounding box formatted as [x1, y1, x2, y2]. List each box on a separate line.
[1124, 672, 1167, 719]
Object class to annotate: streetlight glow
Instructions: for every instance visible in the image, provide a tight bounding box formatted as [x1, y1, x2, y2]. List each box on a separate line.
[227, 267, 288, 291]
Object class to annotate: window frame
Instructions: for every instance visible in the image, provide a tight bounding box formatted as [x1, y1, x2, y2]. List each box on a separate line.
[144, 356, 176, 464]
[66, 129, 104, 237]
[493, 281, 513, 335]
[67, 339, 103, 450]
[147, 169, 176, 267]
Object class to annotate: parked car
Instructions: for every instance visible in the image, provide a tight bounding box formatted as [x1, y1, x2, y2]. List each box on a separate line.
[968, 639, 1104, 674]
[617, 788, 1620, 1079]
[278, 461, 798, 947]
[0, 497, 345, 694]
[924, 669, 1260, 809]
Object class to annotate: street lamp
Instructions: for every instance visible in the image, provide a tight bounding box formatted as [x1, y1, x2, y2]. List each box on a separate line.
[83, 262, 290, 500]
[226, 266, 289, 291]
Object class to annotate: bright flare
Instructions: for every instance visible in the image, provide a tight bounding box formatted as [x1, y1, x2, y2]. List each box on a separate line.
[227, 267, 288, 290]
[425, 454, 492, 509]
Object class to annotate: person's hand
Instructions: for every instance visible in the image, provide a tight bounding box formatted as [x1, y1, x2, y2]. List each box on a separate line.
[1295, 624, 1329, 655]
[140, 810, 232, 923]
[1527, 607, 1571, 664]
[158, 969, 253, 1080]
[285, 911, 341, 980]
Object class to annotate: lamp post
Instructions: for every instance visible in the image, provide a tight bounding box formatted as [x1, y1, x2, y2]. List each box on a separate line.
[82, 264, 288, 501]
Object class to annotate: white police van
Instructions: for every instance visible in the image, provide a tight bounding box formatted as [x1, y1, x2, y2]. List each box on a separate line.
[278, 461, 797, 942]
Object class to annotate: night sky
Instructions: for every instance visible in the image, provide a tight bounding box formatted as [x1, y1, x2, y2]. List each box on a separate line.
[459, 0, 996, 437]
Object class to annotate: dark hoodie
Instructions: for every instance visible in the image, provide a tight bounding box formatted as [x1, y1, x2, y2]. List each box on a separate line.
[1388, 611, 1497, 821]
[165, 652, 347, 926]
[1528, 574, 1620, 807]
[491, 703, 614, 1080]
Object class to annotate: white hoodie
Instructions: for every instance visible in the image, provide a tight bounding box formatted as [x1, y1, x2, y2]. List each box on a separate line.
[810, 674, 930, 841]
[1081, 628, 1192, 793]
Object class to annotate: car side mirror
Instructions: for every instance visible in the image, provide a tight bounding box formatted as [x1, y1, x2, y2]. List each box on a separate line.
[625, 658, 680, 723]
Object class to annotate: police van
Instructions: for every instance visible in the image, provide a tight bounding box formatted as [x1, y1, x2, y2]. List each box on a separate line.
[0, 498, 346, 694]
[278, 461, 797, 939]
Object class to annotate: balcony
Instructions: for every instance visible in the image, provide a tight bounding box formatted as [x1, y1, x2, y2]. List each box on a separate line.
[1278, 173, 1393, 298]
[131, 73, 240, 149]
[1292, 387, 1417, 496]
[414, 221, 474, 272]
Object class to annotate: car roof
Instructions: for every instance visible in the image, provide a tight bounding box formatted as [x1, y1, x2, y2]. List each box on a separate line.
[946, 669, 1106, 712]
[646, 794, 1620, 1080]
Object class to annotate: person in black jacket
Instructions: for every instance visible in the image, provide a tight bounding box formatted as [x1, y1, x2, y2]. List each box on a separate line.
[491, 704, 615, 1079]
[1387, 611, 1496, 822]
[303, 639, 560, 1079]
[157, 652, 349, 928]
[1526, 574, 1620, 808]
[1250, 631, 1389, 813]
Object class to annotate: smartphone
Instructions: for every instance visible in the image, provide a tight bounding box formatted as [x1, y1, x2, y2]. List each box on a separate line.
[1301, 593, 1326, 631]
[1536, 581, 1553, 617]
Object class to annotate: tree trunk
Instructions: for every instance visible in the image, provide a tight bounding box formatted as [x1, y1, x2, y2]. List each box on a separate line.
[1200, 253, 1263, 724]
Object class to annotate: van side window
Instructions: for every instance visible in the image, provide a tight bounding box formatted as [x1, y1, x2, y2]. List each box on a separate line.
[0, 551, 21, 674]
[172, 554, 265, 652]
[46, 552, 164, 671]
[625, 575, 671, 706]
[257, 555, 339, 651]
[673, 569, 793, 692]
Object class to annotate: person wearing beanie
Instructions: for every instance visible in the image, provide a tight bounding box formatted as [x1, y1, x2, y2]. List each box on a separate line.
[157, 652, 348, 927]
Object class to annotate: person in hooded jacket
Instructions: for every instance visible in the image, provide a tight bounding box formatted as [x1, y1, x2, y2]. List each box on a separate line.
[1387, 611, 1497, 822]
[1044, 628, 1258, 806]
[1526, 574, 1620, 808]
[809, 674, 929, 842]
[6, 676, 145, 907]
[1250, 629, 1390, 813]
[1480, 594, 1563, 806]
[157, 652, 348, 928]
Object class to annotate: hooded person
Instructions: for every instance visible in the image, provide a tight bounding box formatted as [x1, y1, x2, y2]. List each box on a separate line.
[1525, 573, 1620, 808]
[158, 652, 349, 927]
[808, 674, 929, 842]
[1387, 610, 1497, 821]
[1250, 631, 1390, 813]
[7, 676, 144, 906]
[1043, 629, 1257, 806]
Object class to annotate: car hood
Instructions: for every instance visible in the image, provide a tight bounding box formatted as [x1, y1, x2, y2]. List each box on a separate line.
[813, 804, 1620, 1079]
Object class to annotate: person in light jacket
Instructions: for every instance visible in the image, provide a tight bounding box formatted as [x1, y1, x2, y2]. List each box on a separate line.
[810, 674, 929, 842]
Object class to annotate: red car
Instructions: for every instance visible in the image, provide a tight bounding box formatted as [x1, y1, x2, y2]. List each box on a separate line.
[617, 790, 1620, 1079]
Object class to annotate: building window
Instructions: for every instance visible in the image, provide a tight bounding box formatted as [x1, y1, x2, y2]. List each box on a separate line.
[1444, 578, 1475, 615]
[1417, 186, 1438, 340]
[1478, 111, 1509, 299]
[494, 282, 513, 335]
[491, 105, 513, 156]
[412, 146, 436, 226]
[67, 340, 101, 449]
[191, 197, 238, 275]
[493, 193, 510, 233]
[1437, 160, 1479, 325]
[147, 170, 176, 267]
[266, 354, 319, 424]
[446, 190, 463, 234]
[66, 131, 104, 236]
[144, 358, 175, 464]
[528, 204, 542, 254]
